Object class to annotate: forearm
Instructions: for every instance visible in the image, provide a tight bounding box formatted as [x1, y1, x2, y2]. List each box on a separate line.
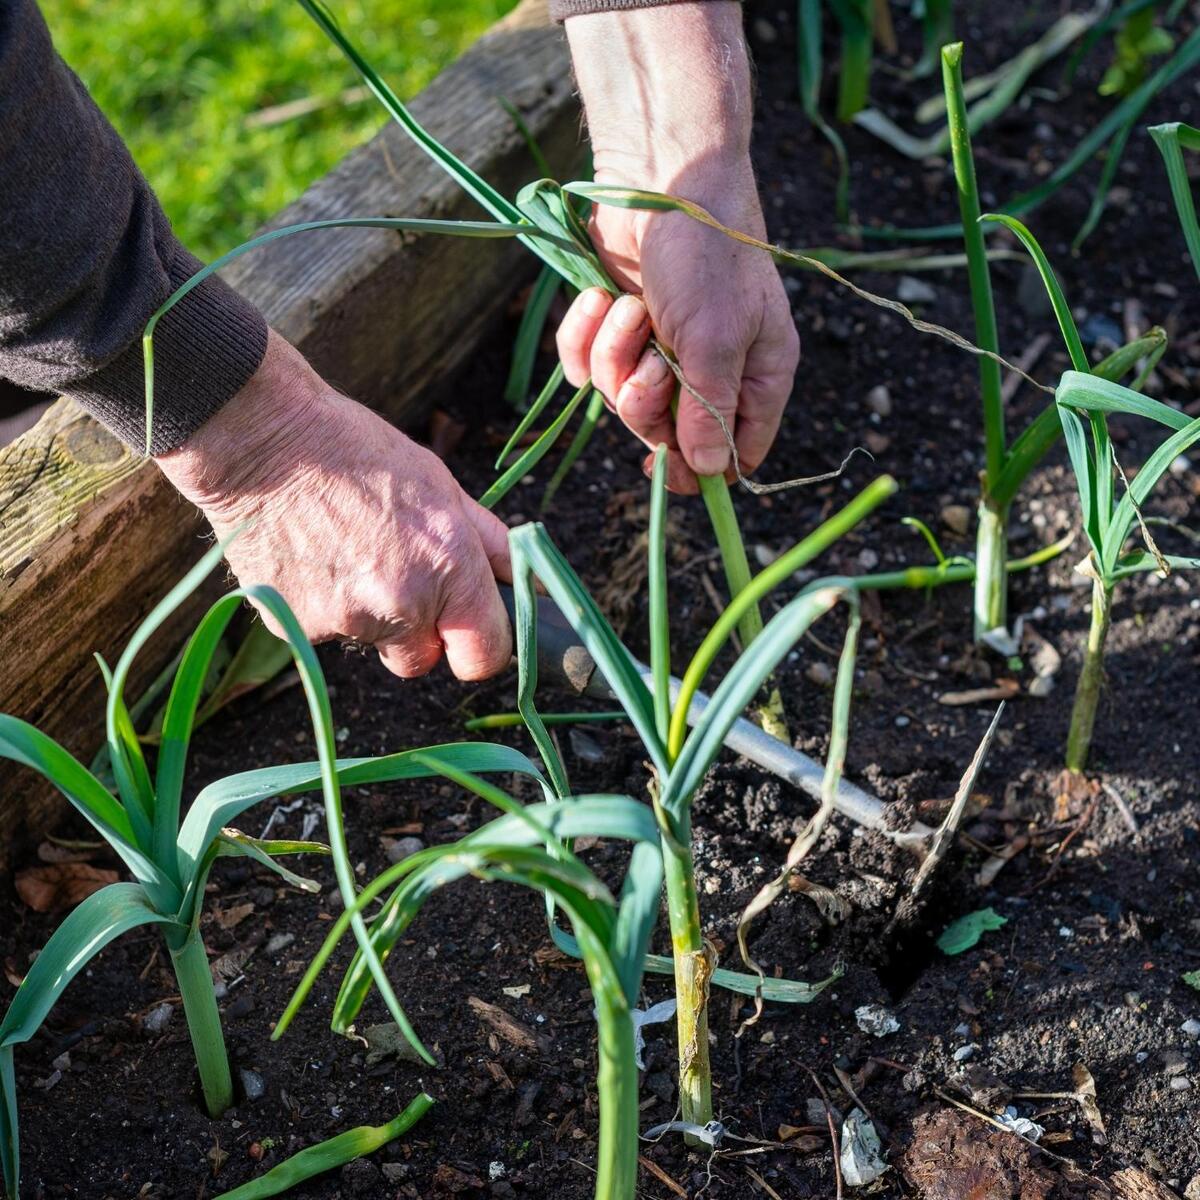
[563, 2, 752, 189]
[0, 0, 265, 453]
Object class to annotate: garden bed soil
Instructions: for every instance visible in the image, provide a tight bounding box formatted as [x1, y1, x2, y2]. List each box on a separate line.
[5, 2, 1200, 1196]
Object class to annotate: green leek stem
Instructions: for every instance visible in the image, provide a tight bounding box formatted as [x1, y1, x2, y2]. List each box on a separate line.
[660, 809, 712, 1138]
[592, 992, 640, 1198]
[973, 499, 1009, 639]
[698, 473, 763, 648]
[945, 42, 1013, 642]
[169, 930, 233, 1118]
[1066, 575, 1112, 773]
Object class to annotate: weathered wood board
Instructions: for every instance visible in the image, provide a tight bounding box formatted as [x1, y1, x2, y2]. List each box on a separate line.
[0, 0, 578, 871]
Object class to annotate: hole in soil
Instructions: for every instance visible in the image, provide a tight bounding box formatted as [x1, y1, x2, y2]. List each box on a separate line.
[875, 922, 942, 1002]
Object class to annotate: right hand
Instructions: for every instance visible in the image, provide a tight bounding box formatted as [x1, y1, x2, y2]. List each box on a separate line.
[156, 330, 513, 681]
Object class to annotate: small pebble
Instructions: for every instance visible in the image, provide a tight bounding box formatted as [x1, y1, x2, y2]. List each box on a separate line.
[1163, 1050, 1188, 1076]
[143, 1002, 174, 1035]
[806, 662, 834, 687]
[265, 932, 295, 955]
[857, 548, 879, 570]
[384, 835, 425, 864]
[941, 504, 971, 536]
[897, 275, 937, 304]
[754, 543, 778, 567]
[1182, 1019, 1200, 1039]
[569, 728, 606, 764]
[239, 1068, 267, 1102]
[1171, 1076, 1193, 1092]
[752, 17, 778, 43]
[226, 992, 256, 1020]
[952, 1044, 978, 1062]
[866, 385, 892, 417]
[895, 715, 911, 728]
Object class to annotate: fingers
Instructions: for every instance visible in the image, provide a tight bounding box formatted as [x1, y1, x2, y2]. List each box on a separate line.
[641, 447, 700, 495]
[672, 337, 745, 479]
[735, 312, 800, 475]
[614, 347, 677, 450]
[589, 294, 652, 407]
[376, 628, 444, 680]
[435, 541, 513, 682]
[465, 498, 513, 585]
[556, 288, 613, 387]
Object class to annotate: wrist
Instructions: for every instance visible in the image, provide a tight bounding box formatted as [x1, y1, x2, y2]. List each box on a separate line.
[155, 330, 326, 517]
[565, 2, 752, 188]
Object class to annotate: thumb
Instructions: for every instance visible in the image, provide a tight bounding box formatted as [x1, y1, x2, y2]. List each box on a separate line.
[464, 497, 513, 584]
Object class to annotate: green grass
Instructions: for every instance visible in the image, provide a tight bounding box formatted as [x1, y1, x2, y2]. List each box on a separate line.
[42, 0, 517, 260]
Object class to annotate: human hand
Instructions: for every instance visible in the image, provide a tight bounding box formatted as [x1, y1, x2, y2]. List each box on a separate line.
[559, 3, 799, 494]
[156, 331, 512, 681]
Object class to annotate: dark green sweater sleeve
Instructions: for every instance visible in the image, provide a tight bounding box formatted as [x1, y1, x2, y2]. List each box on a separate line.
[0, 0, 267, 454]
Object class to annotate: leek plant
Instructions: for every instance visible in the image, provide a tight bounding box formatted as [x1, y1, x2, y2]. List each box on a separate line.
[942, 42, 1006, 640]
[504, 452, 896, 1131]
[1150, 121, 1200, 279]
[271, 752, 665, 1200]
[941, 44, 1169, 642]
[1056, 374, 1200, 771]
[987, 218, 1200, 770]
[0, 539, 413, 1198]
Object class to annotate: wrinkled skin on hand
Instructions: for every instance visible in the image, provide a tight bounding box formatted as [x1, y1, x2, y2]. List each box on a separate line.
[157, 331, 512, 681]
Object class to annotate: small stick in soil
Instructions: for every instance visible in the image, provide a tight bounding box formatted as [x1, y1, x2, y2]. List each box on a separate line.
[833, 1064, 878, 1128]
[745, 1166, 784, 1200]
[803, 1065, 843, 1200]
[1102, 781, 1139, 836]
[868, 1056, 911, 1073]
[1000, 332, 1052, 403]
[638, 1154, 687, 1197]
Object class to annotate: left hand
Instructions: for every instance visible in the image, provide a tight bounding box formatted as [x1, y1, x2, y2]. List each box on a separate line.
[557, 2, 800, 493]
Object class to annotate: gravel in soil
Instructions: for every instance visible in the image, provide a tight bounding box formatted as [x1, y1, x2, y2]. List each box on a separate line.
[4, 2, 1200, 1197]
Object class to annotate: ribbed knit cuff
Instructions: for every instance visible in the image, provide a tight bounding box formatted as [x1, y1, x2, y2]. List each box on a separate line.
[549, 0, 735, 20]
[71, 247, 268, 456]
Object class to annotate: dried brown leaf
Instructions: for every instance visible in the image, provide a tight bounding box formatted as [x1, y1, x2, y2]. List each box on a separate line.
[15, 863, 118, 913]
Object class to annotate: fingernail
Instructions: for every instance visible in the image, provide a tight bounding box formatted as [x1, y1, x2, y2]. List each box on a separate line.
[630, 350, 670, 388]
[612, 295, 648, 332]
[581, 288, 610, 317]
[691, 446, 729, 477]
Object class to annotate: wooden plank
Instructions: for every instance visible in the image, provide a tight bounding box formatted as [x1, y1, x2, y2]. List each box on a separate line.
[0, 0, 577, 871]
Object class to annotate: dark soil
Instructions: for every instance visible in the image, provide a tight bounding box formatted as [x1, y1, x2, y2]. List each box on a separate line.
[5, 2, 1200, 1197]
